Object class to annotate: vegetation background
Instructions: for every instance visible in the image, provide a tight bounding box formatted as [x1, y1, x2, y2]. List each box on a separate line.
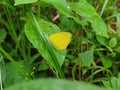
[0, 0, 120, 90]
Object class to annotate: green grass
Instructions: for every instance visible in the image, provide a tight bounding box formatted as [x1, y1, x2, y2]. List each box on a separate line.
[0, 0, 120, 90]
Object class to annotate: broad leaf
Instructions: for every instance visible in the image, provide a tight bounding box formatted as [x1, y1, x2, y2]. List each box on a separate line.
[103, 75, 120, 90]
[43, 0, 74, 17]
[108, 37, 117, 48]
[42, 0, 108, 38]
[101, 57, 112, 68]
[5, 78, 108, 90]
[70, 1, 108, 38]
[81, 47, 94, 66]
[3, 62, 25, 88]
[14, 0, 38, 6]
[25, 19, 66, 68]
[97, 35, 108, 46]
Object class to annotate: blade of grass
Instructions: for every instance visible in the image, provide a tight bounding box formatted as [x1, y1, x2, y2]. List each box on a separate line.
[0, 46, 29, 79]
[100, 0, 109, 16]
[30, 11, 65, 78]
[2, 5, 17, 43]
[2, 2, 22, 56]
[116, 13, 120, 37]
[0, 56, 3, 90]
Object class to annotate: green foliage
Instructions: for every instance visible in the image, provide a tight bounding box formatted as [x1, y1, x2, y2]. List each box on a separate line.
[25, 18, 65, 78]
[43, 0, 108, 38]
[3, 62, 25, 87]
[5, 78, 108, 90]
[108, 37, 117, 48]
[102, 73, 120, 90]
[97, 36, 108, 46]
[25, 19, 66, 67]
[43, 0, 74, 17]
[101, 57, 112, 68]
[14, 0, 38, 5]
[70, 1, 108, 37]
[80, 46, 94, 66]
[0, 0, 120, 90]
[0, 29, 6, 43]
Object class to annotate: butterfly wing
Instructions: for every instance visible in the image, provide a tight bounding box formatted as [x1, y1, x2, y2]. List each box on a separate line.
[49, 32, 72, 50]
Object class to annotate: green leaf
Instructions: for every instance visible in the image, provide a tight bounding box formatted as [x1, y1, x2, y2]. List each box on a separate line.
[90, 16, 108, 38]
[70, 0, 97, 18]
[116, 46, 120, 53]
[101, 57, 112, 68]
[3, 62, 25, 88]
[80, 47, 94, 66]
[38, 60, 49, 71]
[97, 35, 108, 46]
[24, 19, 66, 67]
[14, 0, 38, 6]
[0, 29, 7, 43]
[108, 37, 117, 48]
[43, 0, 74, 17]
[5, 78, 107, 90]
[70, 1, 108, 38]
[43, 0, 108, 38]
[110, 77, 119, 89]
[103, 76, 120, 90]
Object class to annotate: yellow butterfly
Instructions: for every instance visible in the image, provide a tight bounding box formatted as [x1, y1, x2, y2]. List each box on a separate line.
[49, 32, 72, 50]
